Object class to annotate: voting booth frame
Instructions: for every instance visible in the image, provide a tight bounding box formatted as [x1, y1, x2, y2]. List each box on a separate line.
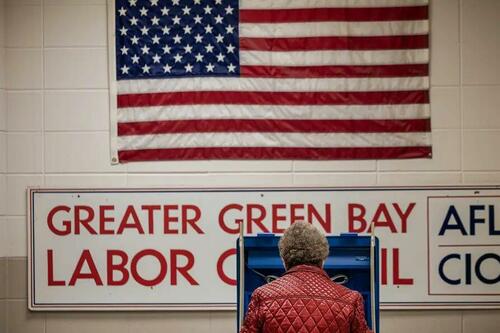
[237, 233, 380, 333]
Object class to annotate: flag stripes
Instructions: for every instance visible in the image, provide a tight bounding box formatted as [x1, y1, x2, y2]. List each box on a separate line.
[118, 146, 432, 162]
[117, 119, 431, 135]
[239, 35, 429, 51]
[117, 91, 429, 108]
[117, 104, 430, 123]
[113, 0, 431, 162]
[239, 6, 428, 23]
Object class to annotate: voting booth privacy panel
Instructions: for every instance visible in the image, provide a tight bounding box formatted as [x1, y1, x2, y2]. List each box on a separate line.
[28, 186, 500, 311]
[236, 234, 380, 332]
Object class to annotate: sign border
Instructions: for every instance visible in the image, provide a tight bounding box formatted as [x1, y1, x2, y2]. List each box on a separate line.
[28, 185, 500, 311]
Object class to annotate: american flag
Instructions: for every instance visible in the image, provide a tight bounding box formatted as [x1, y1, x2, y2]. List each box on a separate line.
[111, 0, 431, 163]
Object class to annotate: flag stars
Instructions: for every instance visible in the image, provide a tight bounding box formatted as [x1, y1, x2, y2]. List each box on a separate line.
[163, 64, 172, 73]
[120, 65, 130, 74]
[152, 35, 160, 44]
[214, 15, 223, 24]
[194, 34, 203, 43]
[130, 35, 139, 44]
[216, 52, 225, 62]
[152, 53, 161, 63]
[204, 5, 213, 14]
[162, 26, 171, 35]
[141, 45, 150, 54]
[206, 63, 215, 72]
[173, 53, 183, 63]
[193, 15, 202, 24]
[204, 24, 213, 34]
[226, 44, 235, 53]
[117, 0, 240, 78]
[151, 16, 160, 25]
[184, 63, 194, 73]
[225, 25, 235, 34]
[173, 34, 182, 44]
[227, 63, 236, 73]
[162, 44, 171, 54]
[205, 43, 214, 53]
[182, 6, 191, 15]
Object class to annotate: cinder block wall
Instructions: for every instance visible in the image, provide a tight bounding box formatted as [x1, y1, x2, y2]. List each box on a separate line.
[1, 0, 8, 329]
[0, 0, 499, 332]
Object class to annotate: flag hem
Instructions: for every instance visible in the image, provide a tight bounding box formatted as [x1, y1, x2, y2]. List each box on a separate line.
[108, 0, 120, 165]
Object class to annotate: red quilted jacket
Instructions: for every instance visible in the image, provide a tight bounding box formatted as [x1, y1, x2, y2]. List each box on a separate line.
[240, 265, 373, 333]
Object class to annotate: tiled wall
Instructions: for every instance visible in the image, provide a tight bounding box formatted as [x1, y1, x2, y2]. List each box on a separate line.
[0, 0, 499, 332]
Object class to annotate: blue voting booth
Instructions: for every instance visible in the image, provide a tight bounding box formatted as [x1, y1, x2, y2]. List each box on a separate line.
[237, 233, 380, 332]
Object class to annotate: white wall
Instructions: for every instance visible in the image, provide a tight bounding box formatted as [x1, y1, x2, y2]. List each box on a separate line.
[0, 0, 6, 258]
[1, 0, 499, 332]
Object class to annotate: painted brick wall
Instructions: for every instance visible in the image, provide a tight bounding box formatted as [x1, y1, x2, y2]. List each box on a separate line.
[0, 0, 499, 332]
[0, 11, 7, 333]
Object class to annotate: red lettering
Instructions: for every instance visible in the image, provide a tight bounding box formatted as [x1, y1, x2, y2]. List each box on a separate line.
[117, 205, 144, 234]
[99, 205, 115, 235]
[171, 249, 198, 285]
[392, 248, 413, 285]
[290, 204, 305, 224]
[47, 249, 65, 286]
[163, 205, 179, 234]
[381, 248, 387, 285]
[69, 249, 103, 286]
[142, 205, 161, 234]
[74, 206, 97, 235]
[348, 204, 367, 232]
[131, 249, 167, 287]
[218, 204, 243, 234]
[371, 204, 397, 233]
[308, 204, 331, 233]
[181, 205, 203, 234]
[272, 204, 287, 233]
[392, 203, 416, 233]
[107, 250, 129, 286]
[247, 204, 268, 234]
[217, 249, 237, 286]
[47, 205, 71, 236]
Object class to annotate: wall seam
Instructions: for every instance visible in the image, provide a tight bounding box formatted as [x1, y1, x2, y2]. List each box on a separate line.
[41, 2, 47, 332]
[458, 0, 464, 184]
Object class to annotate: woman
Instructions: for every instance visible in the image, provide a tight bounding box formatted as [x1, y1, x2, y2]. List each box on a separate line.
[240, 222, 373, 333]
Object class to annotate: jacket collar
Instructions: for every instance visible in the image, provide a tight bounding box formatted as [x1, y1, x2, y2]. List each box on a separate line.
[285, 264, 329, 278]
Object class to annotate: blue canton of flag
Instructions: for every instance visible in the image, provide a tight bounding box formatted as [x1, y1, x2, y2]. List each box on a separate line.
[116, 0, 240, 79]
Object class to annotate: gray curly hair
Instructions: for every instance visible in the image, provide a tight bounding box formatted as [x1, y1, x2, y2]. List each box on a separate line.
[278, 222, 329, 270]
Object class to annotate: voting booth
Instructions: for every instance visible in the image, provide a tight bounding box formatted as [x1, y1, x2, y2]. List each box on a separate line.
[237, 233, 380, 332]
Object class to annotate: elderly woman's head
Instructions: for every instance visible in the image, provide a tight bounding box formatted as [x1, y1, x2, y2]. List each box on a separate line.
[278, 222, 329, 270]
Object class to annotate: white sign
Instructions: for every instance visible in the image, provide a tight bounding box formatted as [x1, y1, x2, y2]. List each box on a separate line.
[28, 187, 500, 311]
